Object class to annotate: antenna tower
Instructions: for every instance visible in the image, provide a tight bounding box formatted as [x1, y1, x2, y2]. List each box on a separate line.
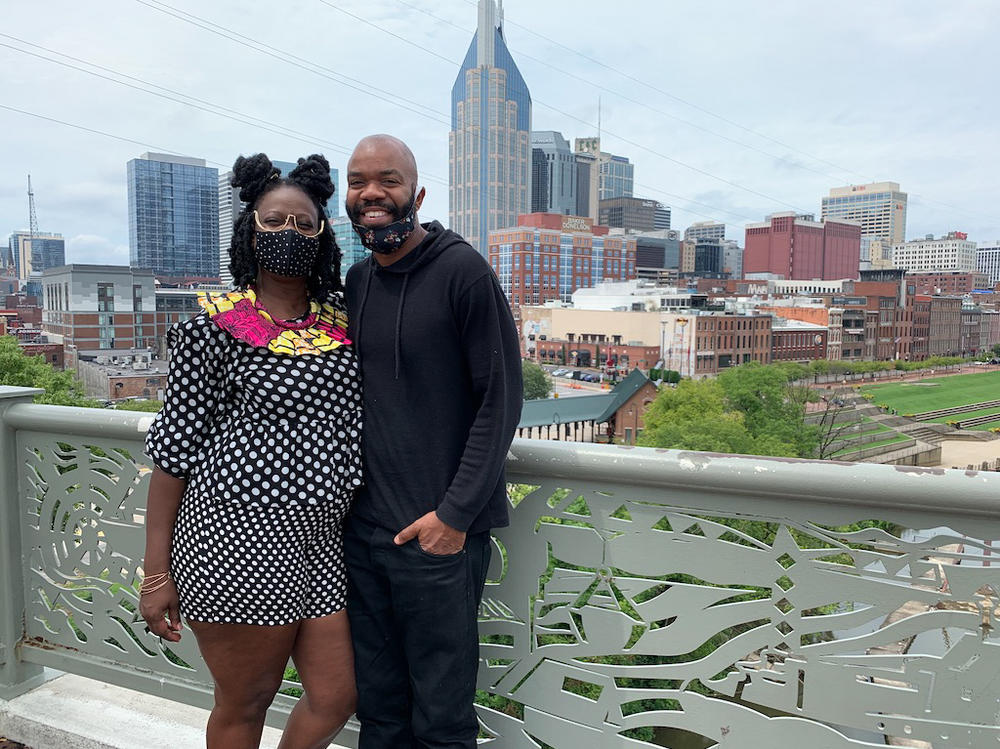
[27, 174, 39, 238]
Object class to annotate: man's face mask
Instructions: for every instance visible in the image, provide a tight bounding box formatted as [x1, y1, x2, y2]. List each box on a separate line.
[347, 192, 417, 255]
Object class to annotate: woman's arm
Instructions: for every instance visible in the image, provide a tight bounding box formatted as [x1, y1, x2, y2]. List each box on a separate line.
[140, 467, 185, 641]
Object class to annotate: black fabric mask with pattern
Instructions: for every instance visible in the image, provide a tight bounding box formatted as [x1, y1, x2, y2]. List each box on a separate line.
[255, 229, 320, 277]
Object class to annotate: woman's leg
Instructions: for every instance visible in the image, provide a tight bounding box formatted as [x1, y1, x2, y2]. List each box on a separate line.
[278, 610, 356, 749]
[189, 620, 300, 749]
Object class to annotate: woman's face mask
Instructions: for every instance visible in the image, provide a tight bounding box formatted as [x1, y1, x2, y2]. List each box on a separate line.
[254, 229, 321, 277]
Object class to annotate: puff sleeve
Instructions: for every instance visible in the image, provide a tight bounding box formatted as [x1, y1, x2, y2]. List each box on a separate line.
[145, 313, 231, 479]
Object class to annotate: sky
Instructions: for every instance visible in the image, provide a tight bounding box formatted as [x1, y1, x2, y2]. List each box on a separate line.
[2, 0, 999, 267]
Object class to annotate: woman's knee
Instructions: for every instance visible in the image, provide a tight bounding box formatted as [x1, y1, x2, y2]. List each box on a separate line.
[304, 681, 357, 724]
[215, 677, 284, 723]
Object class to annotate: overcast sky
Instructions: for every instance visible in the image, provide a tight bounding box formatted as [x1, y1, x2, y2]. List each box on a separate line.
[2, 0, 998, 267]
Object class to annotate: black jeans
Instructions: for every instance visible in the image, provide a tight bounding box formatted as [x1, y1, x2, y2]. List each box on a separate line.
[344, 514, 491, 749]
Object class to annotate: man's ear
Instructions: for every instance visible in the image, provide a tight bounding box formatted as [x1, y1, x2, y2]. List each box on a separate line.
[414, 186, 426, 214]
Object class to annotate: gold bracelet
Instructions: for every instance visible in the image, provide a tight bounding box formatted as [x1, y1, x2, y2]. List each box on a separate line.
[139, 572, 173, 596]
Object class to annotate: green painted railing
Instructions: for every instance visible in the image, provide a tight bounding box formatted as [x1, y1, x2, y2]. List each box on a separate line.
[3, 385, 1000, 747]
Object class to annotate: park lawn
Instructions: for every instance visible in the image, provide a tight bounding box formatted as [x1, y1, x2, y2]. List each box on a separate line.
[926, 406, 1000, 424]
[831, 433, 911, 457]
[860, 370, 1000, 414]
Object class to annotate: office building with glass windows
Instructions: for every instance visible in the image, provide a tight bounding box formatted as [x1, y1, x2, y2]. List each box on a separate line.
[8, 231, 65, 280]
[821, 182, 907, 246]
[487, 213, 636, 332]
[332, 216, 369, 275]
[128, 153, 219, 280]
[574, 137, 634, 201]
[684, 221, 726, 242]
[977, 243, 1000, 287]
[449, 0, 532, 254]
[530, 131, 576, 216]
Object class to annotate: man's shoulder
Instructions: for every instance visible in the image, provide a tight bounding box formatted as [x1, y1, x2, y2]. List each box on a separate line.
[345, 257, 370, 289]
[431, 229, 492, 277]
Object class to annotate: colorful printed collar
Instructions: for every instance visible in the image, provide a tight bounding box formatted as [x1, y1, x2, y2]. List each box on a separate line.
[198, 288, 350, 356]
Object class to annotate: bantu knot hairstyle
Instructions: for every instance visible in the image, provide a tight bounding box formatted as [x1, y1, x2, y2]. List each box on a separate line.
[228, 153, 341, 300]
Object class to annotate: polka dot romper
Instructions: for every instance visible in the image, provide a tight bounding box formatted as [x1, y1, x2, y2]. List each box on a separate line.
[145, 293, 362, 625]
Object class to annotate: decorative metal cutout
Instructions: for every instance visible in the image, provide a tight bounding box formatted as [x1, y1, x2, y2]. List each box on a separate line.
[11, 425, 1000, 748]
[479, 480, 1000, 747]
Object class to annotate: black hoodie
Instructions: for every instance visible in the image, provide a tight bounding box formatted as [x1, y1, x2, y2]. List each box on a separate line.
[345, 221, 522, 535]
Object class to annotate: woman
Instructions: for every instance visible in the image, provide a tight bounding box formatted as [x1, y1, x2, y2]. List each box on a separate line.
[141, 153, 360, 749]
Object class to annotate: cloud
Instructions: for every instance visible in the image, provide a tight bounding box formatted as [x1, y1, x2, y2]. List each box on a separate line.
[66, 234, 130, 265]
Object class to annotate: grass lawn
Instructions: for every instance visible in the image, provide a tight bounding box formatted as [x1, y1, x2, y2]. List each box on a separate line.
[926, 406, 1000, 424]
[860, 370, 1000, 414]
[831, 434, 911, 457]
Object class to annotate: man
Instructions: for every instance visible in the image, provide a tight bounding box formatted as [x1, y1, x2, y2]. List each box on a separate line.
[343, 134, 522, 748]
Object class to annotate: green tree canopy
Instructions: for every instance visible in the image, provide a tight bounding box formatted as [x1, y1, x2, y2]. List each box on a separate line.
[639, 362, 820, 458]
[114, 399, 164, 412]
[522, 360, 553, 400]
[0, 336, 99, 407]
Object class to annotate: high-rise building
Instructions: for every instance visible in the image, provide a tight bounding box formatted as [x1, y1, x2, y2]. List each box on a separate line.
[744, 212, 861, 280]
[449, 0, 532, 254]
[976, 243, 1000, 286]
[128, 153, 219, 279]
[684, 221, 726, 242]
[574, 137, 634, 200]
[694, 239, 725, 277]
[634, 230, 680, 270]
[332, 216, 368, 273]
[654, 204, 671, 231]
[530, 131, 576, 215]
[8, 231, 65, 280]
[574, 150, 599, 220]
[217, 160, 339, 287]
[722, 240, 744, 279]
[821, 181, 907, 245]
[530, 149, 548, 214]
[892, 231, 977, 273]
[598, 197, 666, 234]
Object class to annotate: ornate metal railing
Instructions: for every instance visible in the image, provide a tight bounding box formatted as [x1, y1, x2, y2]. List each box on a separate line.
[3, 386, 1000, 748]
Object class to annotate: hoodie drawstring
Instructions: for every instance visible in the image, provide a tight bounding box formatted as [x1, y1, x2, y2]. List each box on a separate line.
[355, 261, 375, 371]
[394, 274, 408, 380]
[355, 258, 408, 381]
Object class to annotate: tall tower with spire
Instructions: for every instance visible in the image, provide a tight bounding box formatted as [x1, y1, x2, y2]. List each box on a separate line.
[449, 0, 531, 255]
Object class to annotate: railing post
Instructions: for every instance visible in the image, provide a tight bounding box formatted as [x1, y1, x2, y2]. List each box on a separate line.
[0, 386, 46, 699]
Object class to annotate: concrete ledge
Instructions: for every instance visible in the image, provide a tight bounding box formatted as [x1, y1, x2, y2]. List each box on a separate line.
[0, 674, 349, 749]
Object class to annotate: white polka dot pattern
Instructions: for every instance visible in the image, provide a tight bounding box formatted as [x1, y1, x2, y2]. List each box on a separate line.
[145, 292, 361, 624]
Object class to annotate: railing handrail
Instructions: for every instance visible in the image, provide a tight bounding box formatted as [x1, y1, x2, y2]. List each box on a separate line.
[8, 399, 998, 518]
[508, 437, 998, 519]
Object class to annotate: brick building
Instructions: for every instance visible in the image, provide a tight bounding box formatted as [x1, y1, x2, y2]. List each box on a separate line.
[907, 270, 990, 295]
[770, 320, 828, 363]
[928, 297, 962, 357]
[488, 213, 636, 324]
[41, 265, 157, 371]
[744, 212, 861, 280]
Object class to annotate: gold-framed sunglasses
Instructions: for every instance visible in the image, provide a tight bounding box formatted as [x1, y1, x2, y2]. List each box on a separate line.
[253, 210, 326, 239]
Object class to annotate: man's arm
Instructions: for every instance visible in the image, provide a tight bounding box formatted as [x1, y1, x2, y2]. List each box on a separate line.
[394, 271, 522, 551]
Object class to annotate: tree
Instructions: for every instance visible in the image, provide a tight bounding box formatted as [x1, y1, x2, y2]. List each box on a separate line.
[638, 379, 760, 454]
[521, 360, 552, 400]
[115, 399, 164, 413]
[717, 362, 818, 457]
[0, 336, 98, 407]
[639, 362, 822, 458]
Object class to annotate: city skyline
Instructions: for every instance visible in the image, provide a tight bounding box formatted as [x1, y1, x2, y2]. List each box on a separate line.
[2, 0, 999, 267]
